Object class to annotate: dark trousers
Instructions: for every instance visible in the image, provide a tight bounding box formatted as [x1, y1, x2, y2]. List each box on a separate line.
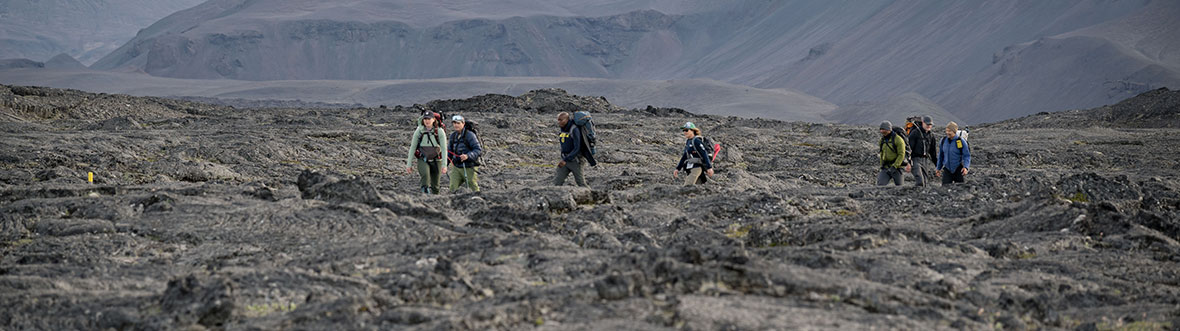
[877, 167, 903, 186]
[911, 156, 930, 187]
[941, 166, 966, 185]
[554, 156, 587, 187]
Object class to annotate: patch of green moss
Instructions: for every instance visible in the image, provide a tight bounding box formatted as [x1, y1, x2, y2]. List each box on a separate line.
[1097, 321, 1173, 331]
[724, 224, 752, 238]
[244, 302, 298, 317]
[1068, 192, 1089, 203]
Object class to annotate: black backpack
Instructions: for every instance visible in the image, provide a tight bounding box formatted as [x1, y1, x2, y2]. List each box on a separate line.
[694, 136, 719, 163]
[881, 126, 911, 166]
[572, 111, 598, 166]
[450, 122, 482, 166]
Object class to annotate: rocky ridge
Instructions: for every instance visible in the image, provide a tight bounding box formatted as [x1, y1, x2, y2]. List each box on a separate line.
[1, 85, 1178, 329]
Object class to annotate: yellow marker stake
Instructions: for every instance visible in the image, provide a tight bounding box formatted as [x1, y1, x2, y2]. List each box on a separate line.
[88, 172, 94, 184]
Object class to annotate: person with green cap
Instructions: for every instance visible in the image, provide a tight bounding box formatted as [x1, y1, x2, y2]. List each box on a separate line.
[406, 110, 448, 194]
[447, 114, 482, 192]
[674, 122, 714, 185]
[877, 120, 906, 186]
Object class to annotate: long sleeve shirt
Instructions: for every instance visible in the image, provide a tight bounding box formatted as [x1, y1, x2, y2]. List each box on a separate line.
[676, 137, 713, 171]
[559, 123, 583, 163]
[936, 135, 971, 171]
[406, 124, 448, 168]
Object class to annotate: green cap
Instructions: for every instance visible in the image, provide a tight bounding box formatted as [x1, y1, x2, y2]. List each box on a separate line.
[681, 122, 697, 130]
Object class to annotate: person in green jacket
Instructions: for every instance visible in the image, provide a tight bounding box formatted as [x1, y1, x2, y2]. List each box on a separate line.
[877, 120, 906, 186]
[406, 111, 448, 194]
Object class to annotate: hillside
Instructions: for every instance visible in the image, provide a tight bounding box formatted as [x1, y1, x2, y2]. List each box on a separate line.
[2, 85, 1179, 329]
[0, 0, 205, 65]
[79, 0, 1180, 123]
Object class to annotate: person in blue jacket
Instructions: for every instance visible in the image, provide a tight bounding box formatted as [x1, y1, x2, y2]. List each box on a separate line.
[447, 115, 482, 192]
[553, 112, 588, 187]
[935, 121, 971, 185]
[673, 122, 714, 185]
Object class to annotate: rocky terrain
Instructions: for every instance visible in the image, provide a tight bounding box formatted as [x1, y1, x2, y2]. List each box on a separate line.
[1, 84, 1179, 330]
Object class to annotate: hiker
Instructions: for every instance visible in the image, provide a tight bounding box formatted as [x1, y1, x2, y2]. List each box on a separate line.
[406, 111, 448, 194]
[907, 116, 938, 186]
[447, 115, 482, 192]
[877, 120, 907, 186]
[935, 121, 971, 185]
[673, 122, 714, 185]
[553, 112, 588, 187]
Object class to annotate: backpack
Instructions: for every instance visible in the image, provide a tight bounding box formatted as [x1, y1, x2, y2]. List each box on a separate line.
[572, 111, 598, 166]
[449, 122, 482, 166]
[881, 126, 911, 166]
[694, 136, 721, 163]
[903, 116, 921, 136]
[415, 127, 444, 160]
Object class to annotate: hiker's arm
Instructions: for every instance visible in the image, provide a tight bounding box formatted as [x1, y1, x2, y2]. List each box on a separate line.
[563, 127, 582, 163]
[891, 137, 906, 168]
[693, 138, 713, 169]
[407, 128, 421, 169]
[961, 140, 971, 169]
[439, 128, 449, 168]
[466, 132, 483, 160]
[676, 148, 688, 171]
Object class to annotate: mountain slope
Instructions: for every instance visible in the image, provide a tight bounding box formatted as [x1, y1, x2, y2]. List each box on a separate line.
[0, 0, 205, 65]
[939, 0, 1180, 123]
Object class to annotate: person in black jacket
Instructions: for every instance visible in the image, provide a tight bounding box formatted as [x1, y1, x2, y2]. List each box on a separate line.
[907, 115, 938, 186]
[447, 115, 482, 192]
[673, 122, 714, 185]
[553, 112, 588, 187]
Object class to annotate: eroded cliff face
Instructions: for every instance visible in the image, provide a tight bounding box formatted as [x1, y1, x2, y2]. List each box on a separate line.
[92, 9, 682, 80]
[2, 85, 1179, 329]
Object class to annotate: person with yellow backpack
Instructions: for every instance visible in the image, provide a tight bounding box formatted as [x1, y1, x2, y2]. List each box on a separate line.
[935, 121, 971, 185]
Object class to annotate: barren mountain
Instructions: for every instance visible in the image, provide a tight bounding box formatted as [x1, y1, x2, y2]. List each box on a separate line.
[0, 0, 205, 65]
[2, 84, 1178, 329]
[826, 92, 963, 127]
[82, 0, 1180, 123]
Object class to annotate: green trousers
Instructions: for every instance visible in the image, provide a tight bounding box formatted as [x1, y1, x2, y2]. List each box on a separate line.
[417, 159, 442, 194]
[449, 165, 479, 192]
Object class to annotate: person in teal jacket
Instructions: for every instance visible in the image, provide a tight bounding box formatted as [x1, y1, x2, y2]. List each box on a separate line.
[406, 111, 448, 194]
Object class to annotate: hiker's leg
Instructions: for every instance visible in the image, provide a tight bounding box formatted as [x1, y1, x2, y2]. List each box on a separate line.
[428, 161, 441, 194]
[684, 167, 702, 186]
[911, 161, 926, 186]
[952, 166, 966, 183]
[553, 163, 571, 186]
[448, 165, 463, 191]
[417, 159, 431, 192]
[467, 167, 480, 192]
[941, 169, 953, 186]
[571, 157, 587, 187]
[877, 169, 891, 186]
[892, 168, 903, 186]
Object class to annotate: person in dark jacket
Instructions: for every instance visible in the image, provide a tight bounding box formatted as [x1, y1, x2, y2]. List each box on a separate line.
[447, 115, 482, 192]
[553, 112, 588, 187]
[907, 115, 937, 186]
[877, 120, 906, 186]
[673, 122, 714, 185]
[935, 121, 971, 185]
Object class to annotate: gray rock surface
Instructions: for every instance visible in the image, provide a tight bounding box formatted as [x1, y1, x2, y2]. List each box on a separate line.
[1, 85, 1179, 329]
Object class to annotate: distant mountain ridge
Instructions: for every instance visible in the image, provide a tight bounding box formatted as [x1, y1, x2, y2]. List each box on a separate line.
[7, 0, 1180, 124]
[0, 0, 205, 65]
